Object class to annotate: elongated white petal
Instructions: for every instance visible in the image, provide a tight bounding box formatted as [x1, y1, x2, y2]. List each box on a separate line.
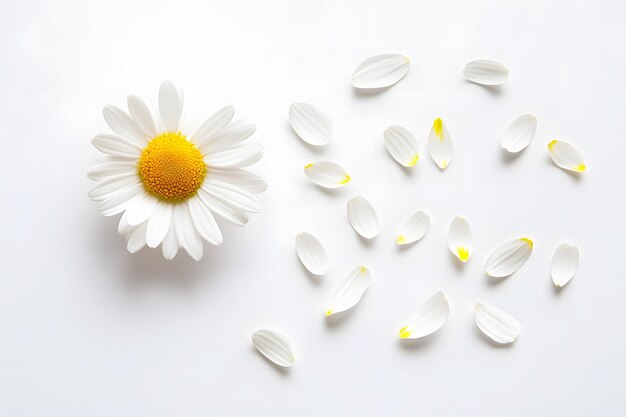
[207, 169, 267, 194]
[347, 196, 380, 239]
[501, 114, 536, 153]
[99, 184, 144, 216]
[303, 161, 350, 188]
[197, 189, 249, 227]
[102, 105, 148, 145]
[193, 105, 235, 144]
[295, 232, 328, 276]
[251, 329, 295, 368]
[289, 103, 333, 146]
[204, 143, 263, 169]
[551, 243, 579, 287]
[88, 173, 139, 201]
[352, 54, 410, 89]
[324, 266, 372, 316]
[127, 95, 156, 140]
[448, 217, 473, 262]
[87, 161, 136, 180]
[427, 118, 453, 169]
[485, 238, 533, 278]
[92, 134, 141, 158]
[187, 197, 222, 245]
[463, 60, 509, 86]
[159, 80, 183, 132]
[548, 140, 586, 173]
[162, 221, 179, 260]
[397, 210, 429, 245]
[127, 221, 148, 254]
[384, 125, 420, 167]
[199, 121, 256, 154]
[173, 203, 203, 261]
[125, 194, 159, 226]
[202, 179, 260, 213]
[398, 291, 449, 339]
[117, 211, 134, 235]
[474, 302, 521, 344]
[146, 201, 172, 248]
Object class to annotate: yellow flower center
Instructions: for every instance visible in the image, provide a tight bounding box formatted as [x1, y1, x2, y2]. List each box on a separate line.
[137, 132, 206, 201]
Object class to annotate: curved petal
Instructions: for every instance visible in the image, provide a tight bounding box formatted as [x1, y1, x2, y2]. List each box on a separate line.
[384, 125, 420, 167]
[324, 266, 372, 316]
[161, 220, 179, 260]
[127, 95, 157, 139]
[463, 60, 509, 86]
[187, 197, 223, 245]
[427, 118, 453, 169]
[206, 169, 267, 194]
[88, 173, 139, 201]
[197, 189, 249, 227]
[102, 105, 149, 145]
[87, 161, 136, 180]
[289, 102, 333, 146]
[251, 329, 295, 368]
[199, 121, 256, 154]
[117, 210, 135, 235]
[202, 179, 260, 213]
[303, 161, 350, 188]
[159, 80, 183, 132]
[397, 210, 430, 245]
[398, 291, 449, 339]
[474, 302, 521, 344]
[173, 203, 203, 261]
[346, 196, 380, 239]
[352, 54, 410, 89]
[548, 140, 586, 172]
[295, 232, 328, 276]
[127, 221, 148, 254]
[125, 193, 159, 226]
[501, 114, 536, 153]
[92, 134, 141, 158]
[551, 243, 579, 287]
[146, 201, 173, 248]
[448, 217, 473, 262]
[192, 105, 235, 144]
[485, 238, 533, 278]
[99, 184, 144, 216]
[204, 143, 263, 169]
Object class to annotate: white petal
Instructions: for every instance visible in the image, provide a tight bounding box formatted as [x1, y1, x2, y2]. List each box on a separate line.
[295, 232, 328, 276]
[117, 210, 135, 235]
[384, 125, 420, 167]
[289, 103, 333, 146]
[127, 221, 148, 254]
[251, 329, 295, 368]
[303, 161, 350, 189]
[463, 60, 509, 86]
[159, 80, 183, 132]
[127, 95, 157, 139]
[501, 114, 537, 153]
[551, 243, 579, 287]
[125, 193, 159, 226]
[352, 54, 410, 89]
[102, 105, 148, 145]
[427, 118, 453, 169]
[397, 210, 430, 245]
[146, 201, 172, 248]
[198, 121, 257, 154]
[92, 134, 141, 158]
[324, 266, 372, 316]
[187, 197, 223, 245]
[192, 105, 235, 144]
[197, 189, 249, 227]
[548, 140, 587, 173]
[398, 291, 449, 339]
[448, 217, 473, 262]
[88, 173, 139, 201]
[474, 302, 521, 344]
[161, 221, 179, 260]
[87, 161, 136, 180]
[206, 169, 267, 194]
[346, 196, 380, 239]
[202, 179, 260, 213]
[485, 238, 533, 278]
[173, 203, 203, 261]
[204, 143, 263, 169]
[99, 184, 144, 216]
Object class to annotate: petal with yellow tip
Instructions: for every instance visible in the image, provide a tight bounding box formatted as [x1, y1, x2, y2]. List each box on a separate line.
[289, 103, 333, 146]
[397, 210, 430, 245]
[324, 266, 372, 316]
[501, 114, 537, 153]
[251, 329, 295, 368]
[295, 232, 328, 276]
[551, 243, 579, 287]
[463, 60, 509, 86]
[427, 118, 454, 169]
[547, 140, 586, 173]
[398, 291, 449, 339]
[485, 238, 533, 278]
[303, 161, 350, 188]
[448, 217, 473, 262]
[352, 54, 410, 89]
[474, 302, 521, 344]
[347, 196, 380, 239]
[384, 125, 420, 167]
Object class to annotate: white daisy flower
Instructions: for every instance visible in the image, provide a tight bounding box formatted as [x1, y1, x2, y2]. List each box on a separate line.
[88, 81, 266, 261]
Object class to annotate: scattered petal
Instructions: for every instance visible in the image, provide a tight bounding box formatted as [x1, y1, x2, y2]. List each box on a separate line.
[384, 125, 420, 167]
[351, 54, 410, 89]
[398, 291, 449, 339]
[474, 302, 521, 344]
[548, 140, 586, 173]
[289, 103, 333, 146]
[501, 114, 537, 153]
[303, 161, 350, 188]
[485, 238, 533, 278]
[251, 329, 295, 368]
[347, 196, 380, 239]
[397, 210, 430, 245]
[427, 118, 453, 169]
[448, 217, 473, 262]
[295, 232, 328, 276]
[551, 243, 579, 287]
[463, 60, 509, 86]
[324, 266, 372, 316]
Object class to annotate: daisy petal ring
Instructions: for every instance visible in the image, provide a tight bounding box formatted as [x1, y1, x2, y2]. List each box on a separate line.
[88, 81, 266, 261]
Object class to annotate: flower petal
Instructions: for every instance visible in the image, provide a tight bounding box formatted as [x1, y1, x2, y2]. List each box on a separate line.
[289, 103, 333, 146]
[324, 266, 372, 316]
[159, 80, 183, 132]
[501, 114, 537, 153]
[551, 243, 579, 287]
[548, 140, 586, 172]
[206, 169, 267, 194]
[161, 221, 179, 260]
[346, 196, 380, 239]
[117, 210, 134, 236]
[463, 60, 509, 86]
[397, 210, 430, 245]
[127, 95, 157, 139]
[251, 329, 295, 368]
[102, 105, 149, 145]
[173, 203, 203, 261]
[352, 54, 410, 89]
[88, 173, 139, 201]
[146, 201, 172, 248]
[125, 193, 159, 226]
[427, 118, 453, 169]
[485, 238, 533, 278]
[204, 143, 263, 169]
[197, 188, 249, 227]
[474, 302, 521, 344]
[192, 105, 235, 144]
[303, 161, 350, 189]
[384, 125, 420, 167]
[295, 232, 328, 276]
[92, 134, 141, 158]
[202, 179, 260, 213]
[99, 184, 144, 216]
[448, 217, 473, 262]
[127, 221, 148, 254]
[87, 161, 136, 180]
[398, 291, 449, 339]
[198, 121, 257, 154]
[187, 197, 223, 245]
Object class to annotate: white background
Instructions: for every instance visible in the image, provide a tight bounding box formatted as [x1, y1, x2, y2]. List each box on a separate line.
[1, 0, 625, 415]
